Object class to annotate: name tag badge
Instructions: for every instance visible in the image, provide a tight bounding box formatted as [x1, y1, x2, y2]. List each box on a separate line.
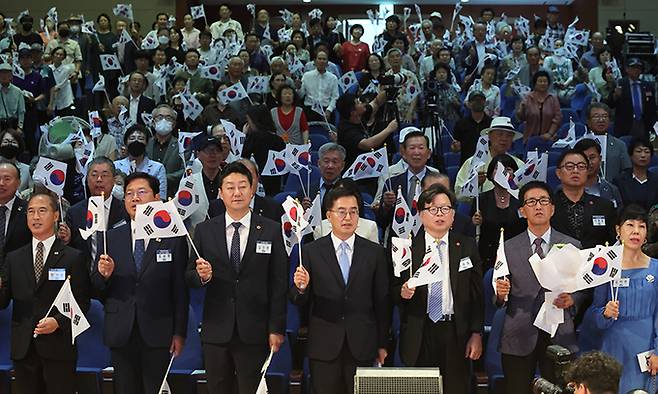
[156, 249, 173, 263]
[459, 257, 473, 272]
[592, 215, 606, 227]
[256, 241, 272, 254]
[48, 268, 66, 281]
[614, 278, 630, 288]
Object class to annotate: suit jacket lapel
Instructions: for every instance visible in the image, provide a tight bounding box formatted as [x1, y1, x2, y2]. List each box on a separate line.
[448, 232, 460, 294]
[6, 199, 25, 242]
[138, 238, 161, 278]
[35, 239, 65, 290]
[238, 216, 262, 273]
[345, 236, 363, 290]
[411, 230, 427, 273]
[322, 235, 346, 289]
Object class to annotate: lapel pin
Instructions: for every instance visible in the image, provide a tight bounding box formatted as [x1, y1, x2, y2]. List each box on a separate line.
[256, 225, 261, 230]
[54, 251, 59, 255]
[455, 241, 460, 247]
[647, 274, 654, 283]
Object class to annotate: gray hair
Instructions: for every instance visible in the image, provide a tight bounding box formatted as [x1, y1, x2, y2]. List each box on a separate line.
[318, 142, 346, 161]
[152, 103, 178, 119]
[386, 47, 402, 57]
[86, 157, 117, 177]
[421, 20, 433, 28]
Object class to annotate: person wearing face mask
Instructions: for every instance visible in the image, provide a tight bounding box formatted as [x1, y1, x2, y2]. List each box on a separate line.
[45, 22, 83, 85]
[0, 130, 32, 193]
[66, 15, 93, 90]
[14, 15, 44, 48]
[145, 105, 184, 199]
[114, 124, 167, 199]
[155, 27, 182, 63]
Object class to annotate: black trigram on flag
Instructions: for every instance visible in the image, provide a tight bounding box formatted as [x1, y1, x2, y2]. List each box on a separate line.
[376, 164, 383, 172]
[90, 199, 99, 208]
[476, 151, 484, 159]
[177, 208, 186, 216]
[73, 315, 80, 325]
[62, 302, 71, 313]
[583, 273, 593, 285]
[171, 225, 179, 234]
[144, 224, 154, 235]
[587, 252, 595, 262]
[291, 147, 299, 155]
[609, 267, 619, 278]
[184, 181, 194, 189]
[428, 263, 440, 274]
[270, 168, 277, 175]
[143, 205, 154, 216]
[532, 170, 539, 178]
[374, 151, 382, 159]
[44, 162, 54, 171]
[494, 260, 503, 270]
[607, 250, 618, 260]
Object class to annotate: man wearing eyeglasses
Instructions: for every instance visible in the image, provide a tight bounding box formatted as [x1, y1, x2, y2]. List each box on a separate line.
[551, 149, 617, 249]
[495, 180, 582, 394]
[91, 172, 189, 393]
[291, 186, 391, 394]
[585, 103, 631, 182]
[393, 183, 483, 394]
[61, 158, 128, 266]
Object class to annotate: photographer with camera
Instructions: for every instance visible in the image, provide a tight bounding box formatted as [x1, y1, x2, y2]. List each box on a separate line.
[423, 63, 462, 124]
[384, 48, 419, 124]
[563, 351, 621, 394]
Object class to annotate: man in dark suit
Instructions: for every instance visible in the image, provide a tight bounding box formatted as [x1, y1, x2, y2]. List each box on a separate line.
[291, 185, 390, 394]
[0, 160, 31, 269]
[609, 57, 657, 140]
[61, 158, 127, 266]
[299, 142, 345, 219]
[551, 149, 617, 248]
[91, 172, 188, 394]
[393, 183, 483, 394]
[208, 158, 284, 222]
[126, 71, 156, 126]
[187, 162, 288, 394]
[0, 191, 90, 394]
[495, 181, 583, 394]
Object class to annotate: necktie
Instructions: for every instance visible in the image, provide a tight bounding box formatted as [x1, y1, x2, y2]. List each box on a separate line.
[34, 241, 44, 282]
[134, 238, 145, 273]
[338, 241, 350, 284]
[408, 175, 419, 205]
[632, 82, 643, 120]
[533, 237, 545, 259]
[428, 240, 446, 323]
[230, 222, 242, 273]
[0, 205, 7, 250]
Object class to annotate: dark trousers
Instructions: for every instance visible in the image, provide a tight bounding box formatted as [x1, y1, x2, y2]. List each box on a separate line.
[203, 333, 269, 394]
[415, 318, 469, 394]
[309, 341, 372, 394]
[501, 331, 552, 394]
[14, 343, 76, 394]
[110, 323, 170, 394]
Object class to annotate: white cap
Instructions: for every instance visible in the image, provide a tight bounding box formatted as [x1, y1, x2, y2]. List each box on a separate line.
[430, 12, 442, 20]
[399, 126, 423, 143]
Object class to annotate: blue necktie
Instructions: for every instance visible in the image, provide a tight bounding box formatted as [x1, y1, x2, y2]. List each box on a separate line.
[338, 241, 350, 284]
[632, 82, 643, 120]
[428, 240, 446, 323]
[230, 222, 242, 273]
[134, 238, 145, 273]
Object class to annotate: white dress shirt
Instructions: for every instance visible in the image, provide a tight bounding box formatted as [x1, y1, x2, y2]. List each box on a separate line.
[299, 69, 340, 112]
[32, 234, 57, 266]
[425, 231, 454, 315]
[226, 211, 251, 261]
[528, 227, 551, 257]
[0, 196, 16, 236]
[331, 232, 356, 269]
[129, 94, 141, 125]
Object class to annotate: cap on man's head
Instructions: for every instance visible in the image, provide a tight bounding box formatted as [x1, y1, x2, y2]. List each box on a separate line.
[430, 12, 442, 20]
[481, 116, 523, 141]
[627, 57, 643, 68]
[547, 6, 559, 14]
[468, 90, 486, 101]
[192, 134, 222, 152]
[18, 48, 32, 59]
[0, 63, 11, 72]
[399, 126, 423, 144]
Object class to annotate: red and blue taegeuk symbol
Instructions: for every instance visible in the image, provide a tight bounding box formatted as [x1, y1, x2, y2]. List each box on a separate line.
[183, 137, 193, 149]
[283, 221, 293, 237]
[50, 169, 65, 185]
[297, 151, 309, 166]
[85, 210, 94, 229]
[275, 158, 287, 172]
[394, 207, 406, 224]
[153, 210, 172, 229]
[591, 257, 608, 275]
[178, 190, 193, 206]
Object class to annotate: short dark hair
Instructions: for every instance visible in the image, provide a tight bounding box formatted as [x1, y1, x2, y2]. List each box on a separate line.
[245, 32, 259, 41]
[401, 131, 430, 149]
[134, 50, 151, 61]
[129, 70, 149, 88]
[28, 188, 59, 212]
[366, 53, 384, 73]
[349, 24, 364, 35]
[199, 30, 212, 39]
[50, 46, 67, 57]
[574, 138, 601, 155]
[587, 102, 611, 118]
[532, 70, 551, 88]
[276, 84, 298, 103]
[617, 204, 647, 226]
[185, 48, 200, 58]
[96, 13, 111, 25]
[324, 182, 363, 212]
[418, 183, 456, 211]
[564, 351, 621, 394]
[219, 161, 253, 187]
[156, 12, 168, 21]
[336, 93, 357, 120]
[510, 36, 524, 46]
[124, 172, 160, 195]
[432, 62, 451, 77]
[486, 154, 519, 182]
[481, 7, 495, 16]
[246, 104, 276, 132]
[87, 157, 117, 177]
[519, 181, 553, 204]
[0, 129, 26, 157]
[124, 124, 151, 145]
[628, 137, 653, 158]
[557, 148, 589, 168]
[309, 18, 322, 28]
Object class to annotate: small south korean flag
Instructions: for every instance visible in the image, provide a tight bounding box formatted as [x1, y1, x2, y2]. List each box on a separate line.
[100, 54, 122, 71]
[200, 64, 222, 80]
[190, 5, 205, 20]
[33, 157, 67, 196]
[218, 82, 248, 104]
[134, 200, 188, 240]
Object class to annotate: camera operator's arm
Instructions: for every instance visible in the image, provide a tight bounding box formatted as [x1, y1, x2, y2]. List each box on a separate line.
[366, 90, 388, 123]
[357, 119, 398, 152]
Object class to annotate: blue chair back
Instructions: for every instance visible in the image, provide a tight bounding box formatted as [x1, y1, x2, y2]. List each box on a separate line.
[483, 268, 495, 327]
[526, 136, 552, 153]
[171, 306, 203, 374]
[548, 151, 562, 167]
[446, 166, 459, 186]
[310, 150, 319, 166]
[0, 301, 12, 371]
[274, 191, 297, 205]
[484, 308, 506, 391]
[283, 166, 320, 193]
[76, 300, 111, 372]
[547, 166, 560, 190]
[444, 151, 461, 168]
[309, 134, 330, 151]
[560, 108, 577, 125]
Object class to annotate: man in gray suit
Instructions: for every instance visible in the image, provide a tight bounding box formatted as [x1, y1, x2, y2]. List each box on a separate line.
[494, 181, 583, 394]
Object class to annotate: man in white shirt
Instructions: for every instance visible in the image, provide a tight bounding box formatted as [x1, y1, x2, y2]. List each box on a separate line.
[209, 3, 244, 41]
[299, 51, 339, 122]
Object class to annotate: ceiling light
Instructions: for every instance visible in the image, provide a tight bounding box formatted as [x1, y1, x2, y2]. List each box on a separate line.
[303, 0, 311, 3]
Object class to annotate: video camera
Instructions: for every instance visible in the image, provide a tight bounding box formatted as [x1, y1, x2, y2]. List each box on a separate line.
[532, 345, 575, 394]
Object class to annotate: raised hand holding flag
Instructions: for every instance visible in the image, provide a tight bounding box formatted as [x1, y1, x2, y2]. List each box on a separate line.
[493, 161, 519, 199]
[134, 200, 188, 240]
[44, 277, 90, 344]
[79, 196, 107, 240]
[492, 228, 510, 301]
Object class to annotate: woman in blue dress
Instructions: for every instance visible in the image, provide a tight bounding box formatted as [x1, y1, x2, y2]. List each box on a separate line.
[591, 204, 658, 393]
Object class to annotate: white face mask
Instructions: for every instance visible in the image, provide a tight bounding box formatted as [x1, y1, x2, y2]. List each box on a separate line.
[112, 184, 124, 200]
[158, 35, 170, 45]
[154, 119, 173, 136]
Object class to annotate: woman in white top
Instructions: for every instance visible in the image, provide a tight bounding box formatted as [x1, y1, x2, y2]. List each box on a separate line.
[47, 46, 75, 116]
[181, 14, 200, 49]
[543, 41, 575, 105]
[467, 64, 500, 118]
[588, 46, 621, 100]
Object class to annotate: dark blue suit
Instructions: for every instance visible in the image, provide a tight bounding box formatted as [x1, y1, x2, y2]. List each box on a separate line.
[90, 222, 188, 394]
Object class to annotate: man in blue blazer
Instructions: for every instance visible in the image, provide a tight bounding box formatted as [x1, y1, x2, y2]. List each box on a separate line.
[91, 172, 188, 394]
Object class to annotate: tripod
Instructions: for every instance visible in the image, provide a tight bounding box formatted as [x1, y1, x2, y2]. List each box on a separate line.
[421, 104, 447, 173]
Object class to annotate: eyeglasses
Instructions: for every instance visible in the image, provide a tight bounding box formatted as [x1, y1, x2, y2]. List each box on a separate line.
[423, 206, 453, 216]
[153, 114, 175, 122]
[125, 188, 151, 199]
[523, 197, 552, 207]
[558, 162, 588, 172]
[591, 114, 609, 121]
[330, 208, 359, 219]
